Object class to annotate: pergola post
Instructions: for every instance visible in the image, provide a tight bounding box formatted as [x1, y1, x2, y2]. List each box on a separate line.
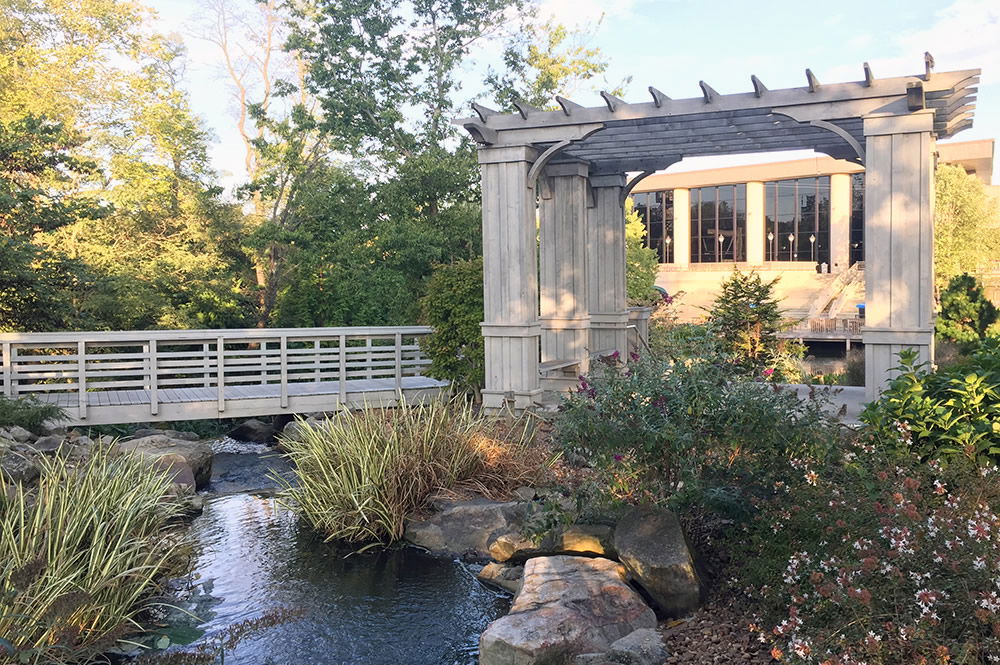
[587, 174, 629, 354]
[539, 162, 591, 368]
[479, 145, 542, 411]
[861, 110, 936, 400]
[672, 188, 691, 269]
[829, 173, 852, 272]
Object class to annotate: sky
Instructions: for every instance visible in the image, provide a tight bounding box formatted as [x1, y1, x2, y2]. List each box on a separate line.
[146, 0, 1000, 189]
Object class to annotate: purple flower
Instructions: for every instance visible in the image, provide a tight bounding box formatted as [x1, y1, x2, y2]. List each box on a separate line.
[610, 350, 620, 361]
[613, 454, 624, 462]
[629, 351, 640, 362]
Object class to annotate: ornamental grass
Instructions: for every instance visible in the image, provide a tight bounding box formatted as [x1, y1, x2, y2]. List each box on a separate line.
[276, 399, 549, 543]
[0, 446, 189, 664]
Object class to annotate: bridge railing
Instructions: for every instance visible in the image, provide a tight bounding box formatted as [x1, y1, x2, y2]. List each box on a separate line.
[0, 326, 435, 420]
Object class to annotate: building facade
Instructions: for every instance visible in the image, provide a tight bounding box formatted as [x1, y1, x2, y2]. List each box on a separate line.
[630, 139, 996, 329]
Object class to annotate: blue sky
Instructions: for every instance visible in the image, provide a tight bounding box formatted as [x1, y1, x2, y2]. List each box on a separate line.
[148, 0, 999, 186]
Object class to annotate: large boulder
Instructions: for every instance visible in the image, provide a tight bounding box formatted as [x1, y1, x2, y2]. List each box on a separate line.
[606, 628, 667, 665]
[0, 446, 40, 484]
[130, 427, 200, 442]
[228, 419, 275, 444]
[479, 556, 656, 665]
[117, 435, 213, 489]
[404, 498, 527, 558]
[1, 426, 35, 444]
[489, 524, 617, 563]
[613, 506, 700, 617]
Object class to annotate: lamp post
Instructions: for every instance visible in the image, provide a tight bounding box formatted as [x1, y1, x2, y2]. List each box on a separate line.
[788, 233, 795, 261]
[717, 232, 725, 261]
[809, 234, 816, 262]
[767, 231, 774, 261]
[664, 234, 672, 262]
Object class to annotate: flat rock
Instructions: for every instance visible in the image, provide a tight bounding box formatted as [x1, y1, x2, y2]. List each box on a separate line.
[490, 524, 616, 563]
[404, 498, 528, 558]
[478, 562, 523, 594]
[607, 628, 667, 665]
[32, 435, 65, 454]
[479, 556, 656, 665]
[614, 506, 700, 618]
[131, 428, 200, 442]
[117, 435, 213, 489]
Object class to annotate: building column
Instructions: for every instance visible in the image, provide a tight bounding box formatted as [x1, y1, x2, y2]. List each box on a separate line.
[479, 145, 541, 411]
[672, 188, 691, 268]
[746, 181, 765, 266]
[588, 174, 629, 355]
[862, 111, 936, 401]
[539, 162, 590, 368]
[830, 173, 852, 273]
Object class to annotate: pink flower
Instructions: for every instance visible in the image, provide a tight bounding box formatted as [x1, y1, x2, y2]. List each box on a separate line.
[762, 368, 775, 378]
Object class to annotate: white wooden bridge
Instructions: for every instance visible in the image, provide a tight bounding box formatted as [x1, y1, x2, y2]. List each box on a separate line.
[0, 326, 448, 426]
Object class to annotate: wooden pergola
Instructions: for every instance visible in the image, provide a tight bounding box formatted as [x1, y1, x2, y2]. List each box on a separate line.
[459, 57, 979, 411]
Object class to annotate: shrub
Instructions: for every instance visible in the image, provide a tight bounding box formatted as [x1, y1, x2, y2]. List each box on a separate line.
[276, 399, 549, 543]
[418, 258, 485, 398]
[861, 344, 1000, 467]
[0, 445, 187, 664]
[625, 197, 660, 304]
[0, 395, 64, 431]
[936, 273, 999, 351]
[738, 441, 1000, 664]
[555, 354, 841, 504]
[708, 269, 803, 380]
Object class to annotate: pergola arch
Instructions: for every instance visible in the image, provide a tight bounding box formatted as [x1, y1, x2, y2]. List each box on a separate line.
[460, 59, 980, 411]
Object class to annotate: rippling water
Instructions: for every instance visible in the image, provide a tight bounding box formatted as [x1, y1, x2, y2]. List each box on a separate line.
[164, 450, 510, 665]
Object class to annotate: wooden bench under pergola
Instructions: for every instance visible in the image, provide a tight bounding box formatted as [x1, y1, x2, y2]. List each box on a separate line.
[459, 56, 979, 411]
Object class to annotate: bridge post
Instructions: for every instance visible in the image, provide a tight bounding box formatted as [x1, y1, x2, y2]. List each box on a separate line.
[77, 340, 87, 420]
[216, 336, 225, 412]
[3, 342, 12, 397]
[149, 338, 158, 416]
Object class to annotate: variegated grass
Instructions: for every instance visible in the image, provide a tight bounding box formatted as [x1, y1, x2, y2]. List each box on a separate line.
[0, 445, 189, 664]
[276, 399, 550, 543]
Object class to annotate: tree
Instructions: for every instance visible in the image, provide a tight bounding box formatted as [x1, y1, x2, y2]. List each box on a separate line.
[935, 164, 1000, 290]
[936, 273, 999, 350]
[624, 196, 659, 303]
[484, 17, 619, 111]
[708, 269, 802, 379]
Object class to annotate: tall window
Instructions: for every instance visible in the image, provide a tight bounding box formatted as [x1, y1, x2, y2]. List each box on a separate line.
[850, 173, 864, 265]
[764, 177, 831, 264]
[631, 191, 674, 263]
[690, 184, 746, 263]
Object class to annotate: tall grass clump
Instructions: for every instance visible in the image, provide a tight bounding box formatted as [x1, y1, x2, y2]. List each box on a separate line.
[0, 395, 65, 431]
[277, 399, 548, 543]
[0, 446, 188, 664]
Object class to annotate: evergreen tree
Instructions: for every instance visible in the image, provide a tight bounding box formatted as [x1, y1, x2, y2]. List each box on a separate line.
[937, 273, 999, 350]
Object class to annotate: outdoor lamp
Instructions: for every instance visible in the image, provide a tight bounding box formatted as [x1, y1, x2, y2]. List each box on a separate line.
[788, 233, 795, 243]
[767, 231, 774, 241]
[809, 234, 816, 244]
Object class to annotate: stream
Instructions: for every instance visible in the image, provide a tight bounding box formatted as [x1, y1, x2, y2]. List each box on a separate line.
[157, 441, 511, 665]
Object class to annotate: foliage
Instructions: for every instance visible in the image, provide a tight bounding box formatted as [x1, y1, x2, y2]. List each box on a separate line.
[861, 344, 1000, 468]
[934, 164, 1000, 290]
[708, 269, 803, 381]
[276, 399, 547, 543]
[624, 197, 659, 304]
[484, 17, 614, 111]
[0, 445, 188, 665]
[936, 273, 999, 350]
[737, 440, 1000, 664]
[419, 258, 485, 397]
[555, 354, 841, 504]
[0, 396, 64, 431]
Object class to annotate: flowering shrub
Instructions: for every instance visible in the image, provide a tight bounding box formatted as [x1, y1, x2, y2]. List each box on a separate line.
[862, 343, 1000, 467]
[738, 438, 1000, 664]
[555, 353, 840, 504]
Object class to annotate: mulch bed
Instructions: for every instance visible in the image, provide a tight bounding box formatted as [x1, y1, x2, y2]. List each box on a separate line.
[660, 595, 774, 665]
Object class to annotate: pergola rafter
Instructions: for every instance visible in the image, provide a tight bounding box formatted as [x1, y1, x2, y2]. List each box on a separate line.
[460, 58, 980, 411]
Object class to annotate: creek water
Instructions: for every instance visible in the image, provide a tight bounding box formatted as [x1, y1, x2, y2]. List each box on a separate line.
[160, 442, 511, 665]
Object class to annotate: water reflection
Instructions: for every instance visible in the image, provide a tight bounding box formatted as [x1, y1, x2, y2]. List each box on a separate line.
[176, 492, 509, 665]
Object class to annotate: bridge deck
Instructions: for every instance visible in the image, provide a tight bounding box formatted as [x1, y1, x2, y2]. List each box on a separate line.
[1, 326, 449, 426]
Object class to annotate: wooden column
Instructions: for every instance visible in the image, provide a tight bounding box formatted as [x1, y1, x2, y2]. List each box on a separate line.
[745, 181, 765, 266]
[672, 188, 691, 268]
[862, 111, 936, 400]
[480, 145, 542, 411]
[588, 174, 629, 355]
[830, 173, 852, 273]
[539, 162, 590, 368]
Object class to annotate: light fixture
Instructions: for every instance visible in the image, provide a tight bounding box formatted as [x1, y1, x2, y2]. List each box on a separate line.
[809, 234, 816, 244]
[767, 231, 774, 241]
[788, 233, 795, 243]
[717, 234, 724, 244]
[664, 236, 672, 245]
